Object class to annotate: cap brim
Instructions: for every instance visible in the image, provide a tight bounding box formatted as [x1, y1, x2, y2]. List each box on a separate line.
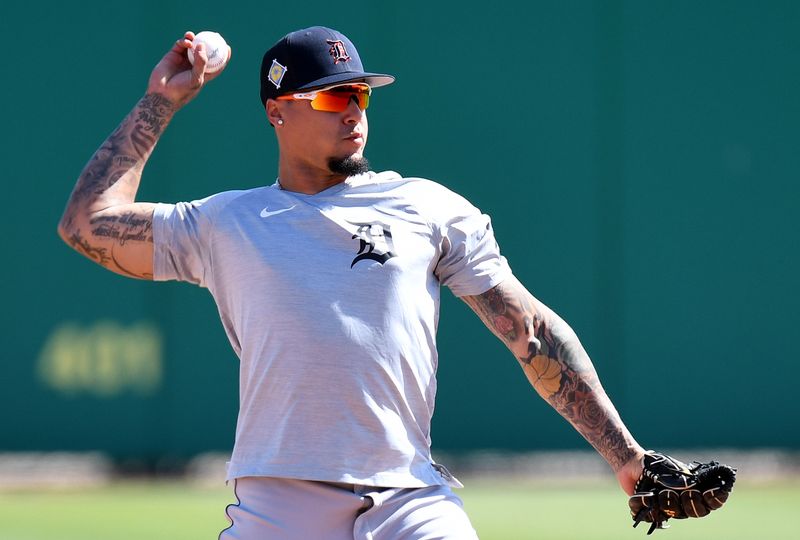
[298, 72, 395, 91]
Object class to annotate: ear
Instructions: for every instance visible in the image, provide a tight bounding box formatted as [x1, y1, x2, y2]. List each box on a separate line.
[265, 99, 283, 128]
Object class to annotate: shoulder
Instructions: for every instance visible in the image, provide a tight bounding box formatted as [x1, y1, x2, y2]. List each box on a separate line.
[189, 186, 271, 211]
[364, 171, 478, 210]
[157, 186, 272, 221]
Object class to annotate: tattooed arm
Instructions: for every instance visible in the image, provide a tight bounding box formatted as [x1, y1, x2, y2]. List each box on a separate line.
[57, 94, 169, 279]
[462, 275, 646, 494]
[58, 32, 227, 278]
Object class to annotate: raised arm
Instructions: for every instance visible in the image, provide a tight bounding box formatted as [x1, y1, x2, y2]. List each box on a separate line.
[57, 32, 228, 278]
[462, 275, 645, 494]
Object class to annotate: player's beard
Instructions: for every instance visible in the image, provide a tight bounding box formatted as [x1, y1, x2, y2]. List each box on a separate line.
[328, 155, 370, 176]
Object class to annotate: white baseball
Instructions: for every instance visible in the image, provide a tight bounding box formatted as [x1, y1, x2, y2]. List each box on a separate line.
[187, 31, 230, 73]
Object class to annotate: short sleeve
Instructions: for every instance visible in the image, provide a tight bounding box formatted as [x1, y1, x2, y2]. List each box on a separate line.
[152, 200, 212, 287]
[434, 197, 511, 297]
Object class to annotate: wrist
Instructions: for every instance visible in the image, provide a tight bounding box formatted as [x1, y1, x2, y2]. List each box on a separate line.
[608, 443, 646, 473]
[137, 93, 177, 135]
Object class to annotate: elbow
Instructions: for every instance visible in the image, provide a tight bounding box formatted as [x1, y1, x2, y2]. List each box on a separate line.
[57, 211, 75, 247]
[57, 218, 68, 242]
[57, 209, 84, 250]
[517, 316, 584, 362]
[57, 218, 70, 246]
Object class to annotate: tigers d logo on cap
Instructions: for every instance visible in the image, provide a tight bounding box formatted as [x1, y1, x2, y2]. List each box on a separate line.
[327, 40, 351, 64]
[259, 26, 395, 106]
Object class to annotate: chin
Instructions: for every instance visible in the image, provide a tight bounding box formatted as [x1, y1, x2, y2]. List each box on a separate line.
[328, 155, 371, 176]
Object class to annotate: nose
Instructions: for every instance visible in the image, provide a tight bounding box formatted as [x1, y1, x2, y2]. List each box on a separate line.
[342, 95, 365, 124]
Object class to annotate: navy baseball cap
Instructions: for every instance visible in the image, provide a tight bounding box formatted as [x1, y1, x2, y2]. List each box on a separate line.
[260, 26, 395, 106]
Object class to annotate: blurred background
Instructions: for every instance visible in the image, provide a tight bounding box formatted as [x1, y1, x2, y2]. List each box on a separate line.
[1, 0, 798, 538]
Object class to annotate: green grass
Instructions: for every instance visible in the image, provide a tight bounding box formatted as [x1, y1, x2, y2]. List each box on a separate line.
[0, 478, 797, 539]
[0, 481, 231, 540]
[460, 478, 800, 539]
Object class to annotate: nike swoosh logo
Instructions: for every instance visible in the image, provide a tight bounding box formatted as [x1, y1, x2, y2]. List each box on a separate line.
[260, 205, 296, 218]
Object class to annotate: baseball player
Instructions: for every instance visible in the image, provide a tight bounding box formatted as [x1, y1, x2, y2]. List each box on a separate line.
[58, 26, 733, 539]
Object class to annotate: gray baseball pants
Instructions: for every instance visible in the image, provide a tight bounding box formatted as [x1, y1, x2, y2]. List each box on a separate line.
[218, 476, 479, 539]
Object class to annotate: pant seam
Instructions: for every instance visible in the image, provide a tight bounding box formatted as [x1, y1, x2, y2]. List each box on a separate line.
[218, 479, 241, 540]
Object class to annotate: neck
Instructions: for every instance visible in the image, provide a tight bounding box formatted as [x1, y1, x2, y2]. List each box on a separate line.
[277, 160, 348, 195]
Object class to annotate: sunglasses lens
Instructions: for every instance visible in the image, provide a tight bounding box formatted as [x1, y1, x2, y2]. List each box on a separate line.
[310, 88, 370, 112]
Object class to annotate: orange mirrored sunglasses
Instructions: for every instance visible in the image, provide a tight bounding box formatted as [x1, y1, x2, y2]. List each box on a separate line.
[276, 83, 371, 112]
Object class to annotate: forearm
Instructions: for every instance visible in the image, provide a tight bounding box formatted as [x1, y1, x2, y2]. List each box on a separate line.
[60, 93, 175, 223]
[463, 276, 642, 471]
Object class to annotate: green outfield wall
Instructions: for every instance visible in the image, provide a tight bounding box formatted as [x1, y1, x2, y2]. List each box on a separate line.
[2, 0, 798, 463]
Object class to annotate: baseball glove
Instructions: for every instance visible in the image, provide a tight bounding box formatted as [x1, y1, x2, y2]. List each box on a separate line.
[628, 451, 736, 535]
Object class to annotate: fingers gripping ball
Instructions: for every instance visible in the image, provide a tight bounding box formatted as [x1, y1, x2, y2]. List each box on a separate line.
[187, 31, 230, 73]
[628, 451, 736, 535]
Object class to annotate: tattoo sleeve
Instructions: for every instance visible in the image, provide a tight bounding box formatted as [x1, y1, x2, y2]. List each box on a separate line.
[59, 93, 176, 279]
[462, 276, 640, 471]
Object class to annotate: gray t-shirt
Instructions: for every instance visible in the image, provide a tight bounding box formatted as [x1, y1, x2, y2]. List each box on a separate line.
[153, 171, 511, 487]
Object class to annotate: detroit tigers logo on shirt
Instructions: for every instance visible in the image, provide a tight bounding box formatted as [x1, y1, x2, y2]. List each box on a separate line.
[350, 223, 396, 268]
[327, 40, 351, 64]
